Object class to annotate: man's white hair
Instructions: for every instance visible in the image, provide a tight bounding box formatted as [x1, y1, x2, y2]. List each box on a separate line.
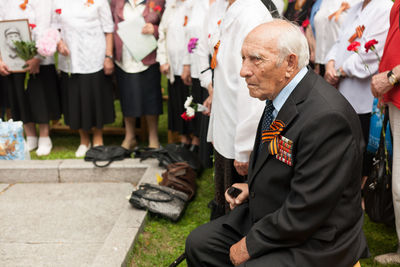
[274, 19, 310, 69]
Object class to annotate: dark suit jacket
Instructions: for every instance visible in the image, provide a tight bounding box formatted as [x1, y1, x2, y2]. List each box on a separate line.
[224, 70, 369, 266]
[111, 0, 165, 64]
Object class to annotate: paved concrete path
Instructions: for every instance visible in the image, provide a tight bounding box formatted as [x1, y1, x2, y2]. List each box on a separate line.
[0, 159, 163, 267]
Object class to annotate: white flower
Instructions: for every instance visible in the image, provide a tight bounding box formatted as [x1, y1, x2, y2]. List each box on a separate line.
[186, 107, 195, 117]
[184, 96, 193, 108]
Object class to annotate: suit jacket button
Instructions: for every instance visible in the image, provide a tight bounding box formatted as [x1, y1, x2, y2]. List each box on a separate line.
[250, 191, 255, 198]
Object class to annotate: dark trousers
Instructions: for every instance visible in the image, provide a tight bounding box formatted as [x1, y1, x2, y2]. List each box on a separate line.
[185, 214, 294, 267]
[212, 149, 246, 219]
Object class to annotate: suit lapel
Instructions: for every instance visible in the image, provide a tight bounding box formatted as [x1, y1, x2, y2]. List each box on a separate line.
[248, 69, 316, 187]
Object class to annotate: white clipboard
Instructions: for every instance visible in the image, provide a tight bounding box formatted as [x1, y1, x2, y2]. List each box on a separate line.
[117, 16, 157, 62]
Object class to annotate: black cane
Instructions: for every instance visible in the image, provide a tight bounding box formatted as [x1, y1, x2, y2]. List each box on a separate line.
[169, 253, 186, 267]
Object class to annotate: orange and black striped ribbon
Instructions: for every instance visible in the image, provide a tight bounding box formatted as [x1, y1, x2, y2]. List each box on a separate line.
[261, 120, 285, 155]
[210, 40, 220, 70]
[328, 2, 350, 22]
[348, 25, 365, 43]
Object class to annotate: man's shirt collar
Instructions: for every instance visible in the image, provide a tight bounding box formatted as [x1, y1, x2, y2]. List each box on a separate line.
[271, 67, 308, 118]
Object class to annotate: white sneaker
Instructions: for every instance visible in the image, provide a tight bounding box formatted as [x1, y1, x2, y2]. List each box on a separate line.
[26, 136, 38, 152]
[75, 143, 91, 158]
[36, 137, 53, 156]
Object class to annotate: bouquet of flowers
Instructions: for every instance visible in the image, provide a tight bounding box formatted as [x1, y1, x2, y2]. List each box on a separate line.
[36, 28, 61, 69]
[181, 96, 208, 121]
[13, 40, 37, 90]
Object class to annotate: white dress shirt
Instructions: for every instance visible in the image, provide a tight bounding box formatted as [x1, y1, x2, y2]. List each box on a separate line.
[325, 0, 392, 114]
[115, 0, 148, 73]
[156, 0, 189, 81]
[314, 0, 361, 64]
[51, 0, 114, 74]
[197, 0, 228, 88]
[207, 0, 272, 162]
[182, 0, 210, 79]
[0, 0, 54, 65]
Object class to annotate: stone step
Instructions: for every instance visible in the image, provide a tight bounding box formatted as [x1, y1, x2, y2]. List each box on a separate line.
[0, 158, 161, 184]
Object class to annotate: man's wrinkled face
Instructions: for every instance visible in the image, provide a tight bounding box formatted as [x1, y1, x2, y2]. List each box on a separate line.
[240, 35, 287, 101]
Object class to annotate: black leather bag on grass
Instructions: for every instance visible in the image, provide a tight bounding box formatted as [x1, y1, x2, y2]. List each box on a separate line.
[84, 145, 132, 167]
[363, 110, 395, 227]
[129, 183, 188, 221]
[134, 144, 203, 173]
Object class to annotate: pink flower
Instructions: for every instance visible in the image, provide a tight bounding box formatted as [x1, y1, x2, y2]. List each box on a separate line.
[365, 39, 378, 53]
[36, 28, 61, 57]
[29, 24, 36, 29]
[347, 41, 361, 53]
[55, 9, 62, 14]
[187, 38, 199, 54]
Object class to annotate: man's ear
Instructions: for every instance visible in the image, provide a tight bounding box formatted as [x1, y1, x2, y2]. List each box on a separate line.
[285, 54, 298, 78]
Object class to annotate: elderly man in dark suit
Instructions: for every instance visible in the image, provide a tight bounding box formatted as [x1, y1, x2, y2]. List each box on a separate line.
[185, 19, 369, 267]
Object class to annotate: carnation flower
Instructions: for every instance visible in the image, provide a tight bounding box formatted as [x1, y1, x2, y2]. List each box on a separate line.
[186, 107, 195, 117]
[347, 41, 361, 52]
[365, 39, 378, 53]
[301, 18, 310, 29]
[184, 96, 193, 108]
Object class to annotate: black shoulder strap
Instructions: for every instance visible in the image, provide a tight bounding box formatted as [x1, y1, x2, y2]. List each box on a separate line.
[260, 0, 280, 18]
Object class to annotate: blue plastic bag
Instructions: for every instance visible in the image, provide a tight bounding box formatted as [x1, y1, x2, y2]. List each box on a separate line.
[0, 119, 27, 160]
[367, 98, 392, 156]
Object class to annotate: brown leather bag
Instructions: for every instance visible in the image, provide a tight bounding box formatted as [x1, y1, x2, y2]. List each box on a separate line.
[160, 162, 197, 201]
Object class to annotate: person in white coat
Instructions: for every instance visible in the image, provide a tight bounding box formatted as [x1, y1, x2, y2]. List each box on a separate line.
[52, 0, 115, 157]
[325, 0, 393, 179]
[157, 0, 195, 148]
[205, 0, 272, 218]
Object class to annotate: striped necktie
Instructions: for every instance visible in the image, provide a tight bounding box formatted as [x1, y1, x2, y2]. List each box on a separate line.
[258, 100, 274, 153]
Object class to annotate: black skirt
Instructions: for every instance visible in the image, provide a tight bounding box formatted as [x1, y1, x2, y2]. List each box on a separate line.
[0, 76, 10, 109]
[7, 64, 61, 124]
[167, 76, 192, 135]
[116, 63, 163, 117]
[60, 70, 115, 131]
[192, 78, 213, 168]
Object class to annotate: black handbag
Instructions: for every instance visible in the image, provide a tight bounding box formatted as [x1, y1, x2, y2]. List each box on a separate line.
[363, 109, 395, 226]
[129, 183, 189, 221]
[134, 144, 203, 173]
[84, 145, 132, 167]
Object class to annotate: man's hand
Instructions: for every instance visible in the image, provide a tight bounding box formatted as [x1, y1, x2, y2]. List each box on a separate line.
[230, 237, 250, 266]
[104, 57, 114, 75]
[225, 183, 249, 210]
[25, 58, 41, 74]
[181, 65, 192, 85]
[371, 71, 393, 98]
[324, 60, 339, 86]
[142, 23, 155, 35]
[0, 60, 10, 76]
[160, 63, 169, 75]
[57, 39, 70, 56]
[234, 160, 248, 176]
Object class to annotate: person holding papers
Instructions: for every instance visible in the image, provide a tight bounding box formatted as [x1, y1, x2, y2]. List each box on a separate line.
[52, 0, 115, 157]
[111, 0, 165, 150]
